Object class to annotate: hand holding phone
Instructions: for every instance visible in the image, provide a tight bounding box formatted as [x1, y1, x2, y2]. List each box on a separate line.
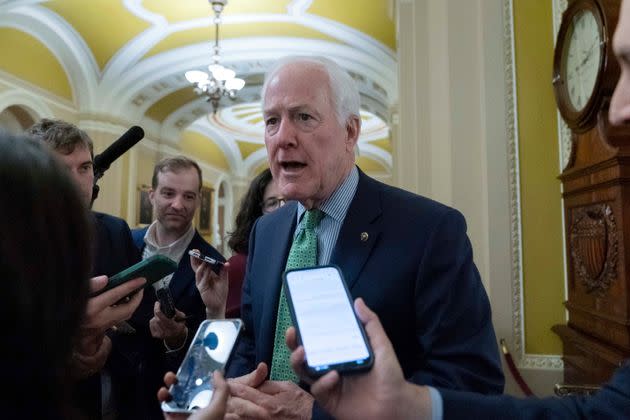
[91, 255, 178, 297]
[189, 249, 224, 274]
[82, 276, 145, 333]
[283, 265, 373, 377]
[156, 287, 176, 319]
[161, 319, 242, 414]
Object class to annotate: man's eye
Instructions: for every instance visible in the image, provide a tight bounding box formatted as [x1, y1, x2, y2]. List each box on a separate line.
[265, 117, 278, 126]
[298, 113, 312, 121]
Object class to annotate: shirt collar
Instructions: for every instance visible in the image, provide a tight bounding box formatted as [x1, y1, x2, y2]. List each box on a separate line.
[296, 165, 359, 224]
[143, 220, 196, 257]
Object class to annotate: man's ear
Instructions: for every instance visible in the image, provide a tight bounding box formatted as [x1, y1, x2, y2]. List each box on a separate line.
[345, 115, 361, 152]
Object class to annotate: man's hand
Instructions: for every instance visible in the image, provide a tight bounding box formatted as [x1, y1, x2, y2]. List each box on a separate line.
[191, 250, 229, 319]
[150, 301, 188, 349]
[287, 298, 432, 420]
[82, 275, 145, 338]
[229, 379, 313, 420]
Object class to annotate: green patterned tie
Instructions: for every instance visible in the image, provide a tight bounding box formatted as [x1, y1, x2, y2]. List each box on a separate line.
[270, 208, 324, 381]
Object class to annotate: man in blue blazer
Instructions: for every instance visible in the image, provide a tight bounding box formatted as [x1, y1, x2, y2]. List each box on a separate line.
[282, 1, 630, 418]
[113, 156, 225, 419]
[224, 55, 504, 419]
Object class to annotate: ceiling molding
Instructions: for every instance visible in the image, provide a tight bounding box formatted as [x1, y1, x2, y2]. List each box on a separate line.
[0, 5, 100, 110]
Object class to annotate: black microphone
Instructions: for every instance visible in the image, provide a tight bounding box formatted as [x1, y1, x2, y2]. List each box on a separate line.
[92, 126, 144, 203]
[94, 125, 144, 178]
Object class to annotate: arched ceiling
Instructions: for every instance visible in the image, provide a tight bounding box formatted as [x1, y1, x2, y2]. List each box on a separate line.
[0, 0, 397, 177]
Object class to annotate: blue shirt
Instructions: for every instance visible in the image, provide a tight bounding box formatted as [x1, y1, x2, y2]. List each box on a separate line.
[294, 166, 359, 265]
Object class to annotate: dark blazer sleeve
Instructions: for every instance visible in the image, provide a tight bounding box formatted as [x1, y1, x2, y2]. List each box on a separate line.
[441, 364, 630, 419]
[408, 209, 503, 393]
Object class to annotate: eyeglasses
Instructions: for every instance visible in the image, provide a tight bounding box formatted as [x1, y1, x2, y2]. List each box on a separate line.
[261, 196, 286, 214]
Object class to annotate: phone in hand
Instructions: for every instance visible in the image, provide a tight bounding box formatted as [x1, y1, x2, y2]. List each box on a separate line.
[156, 287, 176, 319]
[91, 254, 178, 297]
[161, 319, 243, 413]
[188, 249, 225, 274]
[283, 265, 374, 377]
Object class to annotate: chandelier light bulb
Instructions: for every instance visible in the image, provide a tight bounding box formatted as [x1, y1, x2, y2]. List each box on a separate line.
[185, 0, 243, 114]
[225, 77, 245, 91]
[185, 70, 209, 84]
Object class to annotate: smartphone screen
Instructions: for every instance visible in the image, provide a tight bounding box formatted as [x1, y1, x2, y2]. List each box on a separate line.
[284, 265, 373, 376]
[161, 319, 242, 413]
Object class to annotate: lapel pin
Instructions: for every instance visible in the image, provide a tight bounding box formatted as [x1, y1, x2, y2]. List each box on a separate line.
[360, 232, 369, 242]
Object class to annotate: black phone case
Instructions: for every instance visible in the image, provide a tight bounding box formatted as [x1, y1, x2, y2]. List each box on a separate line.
[283, 264, 374, 377]
[156, 287, 176, 318]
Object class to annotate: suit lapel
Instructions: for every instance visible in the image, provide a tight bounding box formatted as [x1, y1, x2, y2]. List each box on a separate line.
[330, 172, 382, 290]
[169, 233, 199, 302]
[258, 203, 297, 348]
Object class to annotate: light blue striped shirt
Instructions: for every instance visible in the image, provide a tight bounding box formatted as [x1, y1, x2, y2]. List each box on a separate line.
[294, 166, 359, 265]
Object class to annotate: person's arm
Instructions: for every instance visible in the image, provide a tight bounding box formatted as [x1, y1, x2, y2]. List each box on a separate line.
[410, 209, 504, 394]
[70, 275, 145, 378]
[440, 363, 630, 419]
[149, 300, 189, 351]
[191, 251, 228, 319]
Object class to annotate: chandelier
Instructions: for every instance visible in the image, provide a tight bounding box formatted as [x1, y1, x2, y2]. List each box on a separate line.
[185, 0, 245, 114]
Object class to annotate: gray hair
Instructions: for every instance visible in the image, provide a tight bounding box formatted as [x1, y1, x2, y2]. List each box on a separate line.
[261, 56, 361, 126]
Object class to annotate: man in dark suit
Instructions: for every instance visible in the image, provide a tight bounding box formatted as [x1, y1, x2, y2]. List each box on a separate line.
[26, 118, 144, 419]
[116, 155, 225, 419]
[224, 56, 504, 419]
[283, 1, 630, 418]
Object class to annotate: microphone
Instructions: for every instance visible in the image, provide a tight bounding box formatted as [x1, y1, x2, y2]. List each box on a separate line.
[92, 126, 144, 203]
[94, 125, 144, 178]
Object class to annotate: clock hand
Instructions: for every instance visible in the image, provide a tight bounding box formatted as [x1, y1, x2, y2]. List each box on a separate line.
[579, 40, 598, 67]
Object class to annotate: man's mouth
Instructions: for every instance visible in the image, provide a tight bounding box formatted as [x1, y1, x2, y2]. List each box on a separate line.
[280, 161, 306, 170]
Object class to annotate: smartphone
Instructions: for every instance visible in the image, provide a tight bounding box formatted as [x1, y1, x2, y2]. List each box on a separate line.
[188, 249, 225, 274]
[161, 319, 243, 413]
[283, 265, 374, 377]
[156, 287, 176, 318]
[91, 254, 178, 297]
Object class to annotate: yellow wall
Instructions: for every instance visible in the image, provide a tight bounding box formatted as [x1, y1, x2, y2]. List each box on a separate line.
[513, 0, 565, 354]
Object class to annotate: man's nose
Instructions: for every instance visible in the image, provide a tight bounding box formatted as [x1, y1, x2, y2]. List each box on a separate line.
[275, 119, 297, 147]
[170, 195, 185, 209]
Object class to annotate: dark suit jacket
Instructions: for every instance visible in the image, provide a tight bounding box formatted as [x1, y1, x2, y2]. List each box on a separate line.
[227, 169, 504, 415]
[110, 226, 224, 419]
[75, 212, 141, 419]
[92, 211, 141, 277]
[441, 364, 630, 419]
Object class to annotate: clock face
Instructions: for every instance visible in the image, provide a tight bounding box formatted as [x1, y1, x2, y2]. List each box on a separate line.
[562, 9, 603, 112]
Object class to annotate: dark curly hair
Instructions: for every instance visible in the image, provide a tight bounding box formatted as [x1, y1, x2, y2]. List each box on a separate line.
[227, 168, 273, 254]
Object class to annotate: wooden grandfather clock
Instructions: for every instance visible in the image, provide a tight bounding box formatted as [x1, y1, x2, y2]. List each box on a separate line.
[551, 0, 630, 385]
